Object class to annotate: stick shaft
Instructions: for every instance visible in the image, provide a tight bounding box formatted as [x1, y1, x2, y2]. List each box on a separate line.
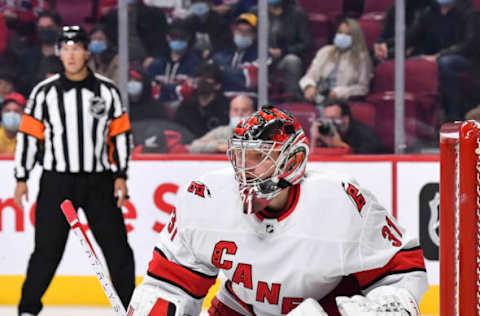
[61, 200, 127, 316]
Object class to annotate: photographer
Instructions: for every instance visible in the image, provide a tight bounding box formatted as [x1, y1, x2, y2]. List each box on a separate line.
[312, 99, 384, 154]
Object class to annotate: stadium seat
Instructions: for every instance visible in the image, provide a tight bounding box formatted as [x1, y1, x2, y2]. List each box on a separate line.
[370, 59, 440, 150]
[358, 14, 384, 49]
[277, 102, 319, 140]
[54, 0, 94, 28]
[372, 59, 440, 127]
[311, 147, 353, 155]
[372, 59, 438, 96]
[309, 13, 334, 51]
[343, 0, 364, 17]
[366, 92, 436, 152]
[349, 101, 376, 128]
[297, 0, 343, 16]
[363, 0, 395, 14]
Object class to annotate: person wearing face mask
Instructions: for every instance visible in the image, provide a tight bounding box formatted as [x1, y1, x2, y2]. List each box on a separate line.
[212, 13, 260, 96]
[299, 19, 372, 105]
[188, 94, 255, 153]
[185, 0, 232, 59]
[16, 10, 62, 94]
[127, 68, 169, 122]
[87, 25, 119, 83]
[174, 63, 230, 138]
[147, 19, 201, 104]
[404, 0, 477, 122]
[0, 92, 26, 154]
[311, 99, 384, 154]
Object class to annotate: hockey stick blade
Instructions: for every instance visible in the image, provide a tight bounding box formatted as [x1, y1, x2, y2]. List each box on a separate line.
[60, 200, 127, 316]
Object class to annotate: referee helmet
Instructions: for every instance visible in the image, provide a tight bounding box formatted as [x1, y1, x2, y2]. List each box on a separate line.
[56, 25, 90, 51]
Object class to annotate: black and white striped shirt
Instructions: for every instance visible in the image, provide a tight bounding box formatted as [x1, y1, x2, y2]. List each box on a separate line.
[14, 71, 131, 181]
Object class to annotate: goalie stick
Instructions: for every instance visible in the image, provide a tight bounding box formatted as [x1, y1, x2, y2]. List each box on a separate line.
[60, 200, 127, 316]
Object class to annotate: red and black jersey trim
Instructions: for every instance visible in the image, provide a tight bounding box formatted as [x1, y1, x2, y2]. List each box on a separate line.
[354, 246, 426, 290]
[147, 247, 217, 299]
[256, 183, 300, 222]
[225, 280, 256, 316]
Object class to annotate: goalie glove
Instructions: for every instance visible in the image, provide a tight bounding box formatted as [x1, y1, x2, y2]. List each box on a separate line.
[286, 298, 329, 316]
[127, 284, 185, 316]
[336, 286, 420, 316]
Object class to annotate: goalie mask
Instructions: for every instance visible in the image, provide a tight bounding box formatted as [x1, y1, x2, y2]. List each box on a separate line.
[227, 106, 309, 214]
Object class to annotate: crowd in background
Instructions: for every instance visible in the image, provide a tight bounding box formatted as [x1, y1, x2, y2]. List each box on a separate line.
[0, 0, 479, 156]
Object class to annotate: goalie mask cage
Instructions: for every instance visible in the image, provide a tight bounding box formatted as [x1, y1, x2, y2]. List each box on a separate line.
[440, 121, 480, 316]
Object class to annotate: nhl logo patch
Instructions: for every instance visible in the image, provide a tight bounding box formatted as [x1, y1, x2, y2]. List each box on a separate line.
[89, 96, 107, 118]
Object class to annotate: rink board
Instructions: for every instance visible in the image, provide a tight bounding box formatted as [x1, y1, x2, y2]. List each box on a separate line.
[0, 154, 440, 313]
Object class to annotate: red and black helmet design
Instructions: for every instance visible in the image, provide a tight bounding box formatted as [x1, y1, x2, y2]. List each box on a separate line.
[228, 106, 310, 214]
[232, 106, 304, 144]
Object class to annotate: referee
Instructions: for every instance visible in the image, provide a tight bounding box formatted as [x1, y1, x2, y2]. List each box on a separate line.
[13, 26, 135, 316]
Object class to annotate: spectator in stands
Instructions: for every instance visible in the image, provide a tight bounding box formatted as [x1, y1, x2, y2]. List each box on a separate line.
[230, 0, 256, 18]
[128, 68, 169, 122]
[0, 71, 16, 103]
[466, 11, 480, 109]
[212, 13, 259, 96]
[405, 0, 476, 121]
[311, 99, 384, 154]
[184, 0, 232, 59]
[174, 63, 229, 138]
[17, 10, 61, 93]
[211, 0, 237, 22]
[374, 0, 434, 62]
[251, 0, 313, 97]
[37, 54, 63, 79]
[97, 0, 119, 19]
[101, 0, 168, 66]
[0, 91, 26, 154]
[188, 94, 255, 153]
[465, 105, 480, 121]
[142, 0, 192, 20]
[87, 25, 119, 83]
[1, 0, 50, 24]
[147, 19, 201, 104]
[2, 0, 50, 42]
[299, 18, 372, 105]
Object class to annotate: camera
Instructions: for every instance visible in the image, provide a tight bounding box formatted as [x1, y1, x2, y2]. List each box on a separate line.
[317, 119, 338, 136]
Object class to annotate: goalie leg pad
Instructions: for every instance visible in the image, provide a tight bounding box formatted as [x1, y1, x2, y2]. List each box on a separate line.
[286, 298, 329, 316]
[336, 286, 420, 316]
[127, 284, 184, 316]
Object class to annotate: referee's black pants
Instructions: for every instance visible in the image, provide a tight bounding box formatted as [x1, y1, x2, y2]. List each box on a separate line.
[18, 171, 135, 315]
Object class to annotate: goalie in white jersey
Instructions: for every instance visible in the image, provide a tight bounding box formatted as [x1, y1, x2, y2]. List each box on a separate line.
[128, 106, 428, 316]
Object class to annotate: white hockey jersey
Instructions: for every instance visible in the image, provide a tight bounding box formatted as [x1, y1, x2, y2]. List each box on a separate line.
[139, 168, 428, 316]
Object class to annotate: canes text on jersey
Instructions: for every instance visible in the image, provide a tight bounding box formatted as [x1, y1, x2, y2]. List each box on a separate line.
[211, 241, 304, 314]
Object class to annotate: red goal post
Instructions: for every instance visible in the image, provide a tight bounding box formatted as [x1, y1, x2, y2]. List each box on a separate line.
[440, 121, 480, 316]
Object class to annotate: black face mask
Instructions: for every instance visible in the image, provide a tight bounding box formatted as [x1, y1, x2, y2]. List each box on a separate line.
[38, 28, 57, 45]
[196, 79, 216, 95]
